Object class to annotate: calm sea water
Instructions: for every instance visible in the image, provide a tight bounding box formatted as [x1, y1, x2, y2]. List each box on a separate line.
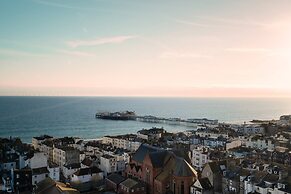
[0, 97, 291, 143]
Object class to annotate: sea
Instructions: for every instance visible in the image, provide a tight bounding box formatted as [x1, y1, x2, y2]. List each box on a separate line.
[0, 96, 291, 143]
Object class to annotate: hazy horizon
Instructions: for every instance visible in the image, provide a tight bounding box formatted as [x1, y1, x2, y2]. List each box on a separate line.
[1, 0, 291, 97]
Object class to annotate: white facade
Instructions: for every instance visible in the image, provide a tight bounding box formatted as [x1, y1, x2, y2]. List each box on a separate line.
[196, 131, 228, 139]
[99, 155, 116, 176]
[102, 136, 141, 151]
[191, 147, 210, 171]
[62, 165, 81, 179]
[137, 133, 148, 140]
[32, 172, 48, 185]
[226, 139, 242, 151]
[231, 124, 264, 134]
[246, 137, 275, 151]
[71, 169, 103, 184]
[39, 143, 53, 162]
[48, 165, 60, 181]
[53, 147, 80, 167]
[28, 152, 47, 169]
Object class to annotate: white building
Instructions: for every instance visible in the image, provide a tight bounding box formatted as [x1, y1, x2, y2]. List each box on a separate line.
[48, 162, 60, 181]
[196, 130, 228, 139]
[99, 154, 116, 177]
[26, 152, 47, 169]
[32, 167, 49, 185]
[53, 146, 80, 167]
[102, 135, 142, 151]
[39, 142, 54, 162]
[71, 167, 103, 184]
[246, 135, 275, 151]
[278, 115, 291, 126]
[231, 124, 264, 134]
[226, 139, 242, 151]
[26, 152, 49, 186]
[62, 163, 81, 179]
[191, 146, 210, 171]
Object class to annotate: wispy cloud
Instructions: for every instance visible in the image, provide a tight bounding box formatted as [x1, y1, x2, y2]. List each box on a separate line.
[225, 47, 291, 58]
[57, 50, 95, 57]
[225, 48, 271, 53]
[176, 16, 270, 29]
[198, 16, 268, 28]
[175, 19, 210, 27]
[32, 0, 86, 10]
[160, 51, 211, 59]
[0, 48, 45, 57]
[67, 35, 137, 48]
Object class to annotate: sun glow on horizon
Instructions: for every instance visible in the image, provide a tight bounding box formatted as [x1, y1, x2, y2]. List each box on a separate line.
[0, 0, 291, 97]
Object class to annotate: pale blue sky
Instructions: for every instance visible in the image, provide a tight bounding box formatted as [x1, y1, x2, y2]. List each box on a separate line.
[1, 0, 291, 96]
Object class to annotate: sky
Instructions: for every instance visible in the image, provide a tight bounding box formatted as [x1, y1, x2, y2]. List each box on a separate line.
[1, 0, 291, 97]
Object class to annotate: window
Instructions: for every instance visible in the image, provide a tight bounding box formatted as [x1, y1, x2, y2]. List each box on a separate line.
[181, 181, 184, 194]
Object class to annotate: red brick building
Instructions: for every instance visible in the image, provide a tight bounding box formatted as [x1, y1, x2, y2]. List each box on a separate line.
[125, 144, 198, 194]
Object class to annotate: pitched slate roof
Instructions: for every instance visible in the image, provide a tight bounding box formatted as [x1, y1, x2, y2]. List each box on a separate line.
[32, 167, 49, 175]
[148, 151, 168, 168]
[106, 173, 126, 185]
[132, 144, 161, 163]
[174, 157, 197, 177]
[74, 167, 102, 176]
[64, 163, 80, 169]
[263, 174, 279, 183]
[81, 158, 93, 167]
[198, 177, 213, 190]
[120, 178, 145, 189]
[35, 177, 79, 194]
[207, 161, 227, 174]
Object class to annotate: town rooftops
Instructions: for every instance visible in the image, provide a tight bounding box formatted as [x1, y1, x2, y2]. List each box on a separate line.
[194, 177, 213, 190]
[32, 167, 49, 175]
[55, 146, 78, 151]
[73, 166, 102, 176]
[106, 173, 126, 185]
[35, 177, 79, 194]
[104, 134, 144, 142]
[137, 127, 165, 135]
[64, 163, 81, 169]
[0, 152, 18, 163]
[148, 151, 168, 168]
[102, 154, 115, 159]
[207, 161, 227, 174]
[33, 135, 53, 141]
[132, 144, 162, 163]
[263, 174, 279, 184]
[174, 157, 197, 177]
[120, 178, 145, 189]
[81, 158, 93, 167]
[48, 162, 59, 168]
